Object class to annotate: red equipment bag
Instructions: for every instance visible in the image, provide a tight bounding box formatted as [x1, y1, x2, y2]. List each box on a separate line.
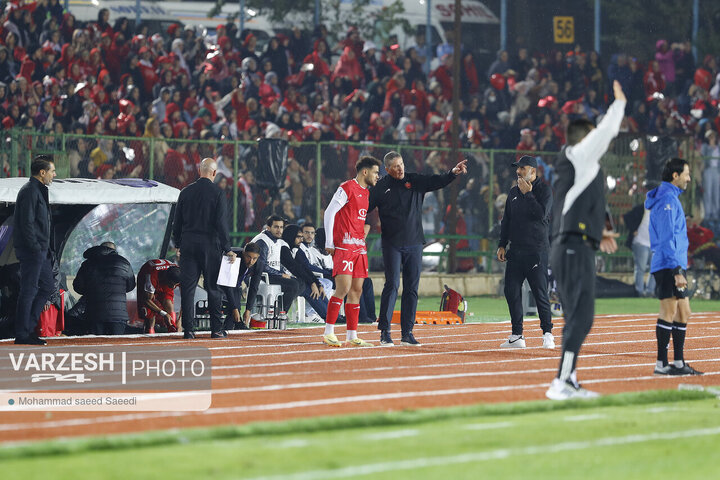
[35, 289, 65, 337]
[440, 284, 467, 322]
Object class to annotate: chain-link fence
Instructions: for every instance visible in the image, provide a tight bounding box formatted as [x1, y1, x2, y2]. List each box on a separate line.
[1, 128, 699, 274]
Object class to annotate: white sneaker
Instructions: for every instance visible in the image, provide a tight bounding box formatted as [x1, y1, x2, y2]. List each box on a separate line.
[545, 378, 599, 400]
[305, 314, 324, 323]
[500, 334, 526, 348]
[542, 332, 555, 349]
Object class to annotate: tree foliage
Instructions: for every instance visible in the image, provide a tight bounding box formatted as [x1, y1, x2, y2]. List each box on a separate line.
[207, 0, 412, 46]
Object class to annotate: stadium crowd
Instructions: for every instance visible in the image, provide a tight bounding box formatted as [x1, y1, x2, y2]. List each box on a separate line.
[1, 1, 720, 236]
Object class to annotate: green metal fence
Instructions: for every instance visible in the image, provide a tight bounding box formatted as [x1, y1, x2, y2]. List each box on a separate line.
[1, 128, 700, 273]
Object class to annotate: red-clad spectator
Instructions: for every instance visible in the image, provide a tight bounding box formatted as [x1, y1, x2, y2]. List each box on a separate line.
[301, 42, 331, 81]
[462, 52, 480, 97]
[332, 46, 363, 94]
[229, 88, 249, 131]
[173, 122, 189, 140]
[410, 79, 430, 123]
[340, 26, 364, 64]
[516, 128, 537, 159]
[383, 71, 412, 119]
[164, 102, 182, 126]
[431, 54, 453, 101]
[164, 143, 191, 189]
[644, 59, 666, 96]
[91, 84, 109, 106]
[366, 112, 385, 142]
[90, 8, 114, 42]
[104, 32, 130, 83]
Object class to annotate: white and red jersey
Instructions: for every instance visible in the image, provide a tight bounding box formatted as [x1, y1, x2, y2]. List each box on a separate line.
[324, 179, 368, 254]
[137, 259, 177, 313]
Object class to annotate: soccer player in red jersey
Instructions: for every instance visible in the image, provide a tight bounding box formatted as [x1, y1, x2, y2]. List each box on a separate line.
[137, 259, 181, 334]
[322, 156, 381, 346]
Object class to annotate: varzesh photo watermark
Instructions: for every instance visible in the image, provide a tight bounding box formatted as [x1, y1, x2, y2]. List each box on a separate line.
[0, 346, 212, 411]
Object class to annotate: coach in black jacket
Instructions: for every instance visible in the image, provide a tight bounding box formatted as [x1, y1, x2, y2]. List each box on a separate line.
[73, 242, 136, 335]
[368, 151, 467, 346]
[13, 155, 56, 345]
[173, 158, 237, 339]
[496, 156, 554, 349]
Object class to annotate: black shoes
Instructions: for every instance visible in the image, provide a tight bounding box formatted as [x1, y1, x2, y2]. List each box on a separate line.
[183, 331, 196, 339]
[14, 335, 47, 345]
[211, 330, 228, 339]
[401, 333, 421, 346]
[669, 363, 704, 376]
[654, 363, 704, 376]
[380, 330, 394, 345]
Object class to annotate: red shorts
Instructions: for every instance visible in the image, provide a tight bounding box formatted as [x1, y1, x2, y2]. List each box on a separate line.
[332, 248, 368, 278]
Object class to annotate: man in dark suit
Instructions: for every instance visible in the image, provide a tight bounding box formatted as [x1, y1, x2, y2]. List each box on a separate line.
[172, 158, 237, 339]
[13, 155, 56, 345]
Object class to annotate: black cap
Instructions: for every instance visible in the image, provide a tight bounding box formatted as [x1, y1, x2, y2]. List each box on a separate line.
[511, 155, 537, 169]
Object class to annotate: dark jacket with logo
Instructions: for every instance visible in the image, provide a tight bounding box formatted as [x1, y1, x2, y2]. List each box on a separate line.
[368, 170, 457, 247]
[13, 176, 52, 252]
[498, 178, 552, 253]
[73, 246, 136, 324]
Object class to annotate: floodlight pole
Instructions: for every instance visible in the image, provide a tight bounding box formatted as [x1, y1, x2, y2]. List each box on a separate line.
[594, 0, 600, 54]
[692, 0, 699, 60]
[239, 0, 245, 37]
[136, 0, 141, 30]
[447, 0, 462, 273]
[500, 0, 507, 51]
[425, 0, 431, 74]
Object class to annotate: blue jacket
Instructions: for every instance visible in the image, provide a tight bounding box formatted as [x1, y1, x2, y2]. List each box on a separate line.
[645, 181, 688, 272]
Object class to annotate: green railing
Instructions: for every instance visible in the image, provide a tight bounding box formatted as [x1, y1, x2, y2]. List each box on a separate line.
[1, 128, 699, 273]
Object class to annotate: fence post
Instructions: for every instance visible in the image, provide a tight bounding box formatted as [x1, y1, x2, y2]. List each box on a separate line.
[61, 133, 67, 177]
[149, 137, 155, 180]
[10, 129, 18, 176]
[487, 149, 495, 270]
[233, 140, 239, 233]
[315, 142, 322, 227]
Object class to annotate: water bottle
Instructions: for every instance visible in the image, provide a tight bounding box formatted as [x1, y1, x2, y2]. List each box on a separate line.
[278, 311, 288, 330]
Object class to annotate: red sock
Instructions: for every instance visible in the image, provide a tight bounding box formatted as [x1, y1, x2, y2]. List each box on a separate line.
[346, 304, 360, 331]
[326, 296, 343, 325]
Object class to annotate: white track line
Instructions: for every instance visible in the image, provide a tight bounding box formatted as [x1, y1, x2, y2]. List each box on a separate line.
[244, 426, 720, 480]
[211, 346, 715, 379]
[2, 312, 715, 345]
[1, 372, 718, 432]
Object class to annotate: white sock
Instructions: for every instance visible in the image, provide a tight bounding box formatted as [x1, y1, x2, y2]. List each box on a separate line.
[347, 330, 357, 341]
[674, 359, 684, 368]
[324, 324, 334, 336]
[656, 360, 666, 369]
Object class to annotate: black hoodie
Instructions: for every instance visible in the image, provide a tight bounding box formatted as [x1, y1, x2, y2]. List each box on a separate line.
[73, 245, 136, 324]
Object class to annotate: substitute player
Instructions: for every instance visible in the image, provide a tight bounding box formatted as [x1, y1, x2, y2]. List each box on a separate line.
[137, 259, 181, 333]
[322, 156, 381, 347]
[646, 158, 703, 376]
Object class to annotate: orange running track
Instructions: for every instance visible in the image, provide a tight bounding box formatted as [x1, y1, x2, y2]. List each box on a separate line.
[1, 312, 719, 444]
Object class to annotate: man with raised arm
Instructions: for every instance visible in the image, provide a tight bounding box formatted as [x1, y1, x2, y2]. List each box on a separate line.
[546, 81, 626, 400]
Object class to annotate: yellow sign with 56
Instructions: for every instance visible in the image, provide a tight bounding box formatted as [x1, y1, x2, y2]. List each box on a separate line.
[553, 16, 575, 44]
